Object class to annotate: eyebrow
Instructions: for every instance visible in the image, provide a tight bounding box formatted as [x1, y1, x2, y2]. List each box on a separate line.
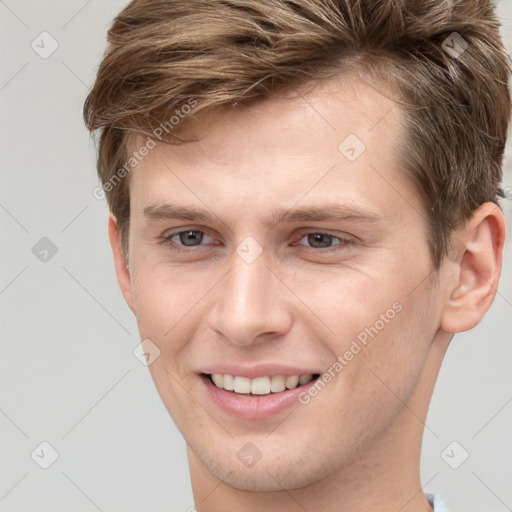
[142, 202, 383, 226]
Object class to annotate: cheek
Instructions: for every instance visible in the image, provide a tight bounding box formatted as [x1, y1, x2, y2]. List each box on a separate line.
[347, 285, 439, 409]
[130, 266, 202, 418]
[291, 267, 401, 350]
[130, 262, 200, 338]
[314, 267, 439, 401]
[129, 263, 219, 391]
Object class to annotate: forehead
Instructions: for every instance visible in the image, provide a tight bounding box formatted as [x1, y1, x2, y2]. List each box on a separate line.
[127, 73, 415, 223]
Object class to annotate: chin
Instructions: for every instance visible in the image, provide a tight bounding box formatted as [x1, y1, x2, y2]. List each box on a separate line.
[213, 464, 312, 492]
[194, 441, 334, 492]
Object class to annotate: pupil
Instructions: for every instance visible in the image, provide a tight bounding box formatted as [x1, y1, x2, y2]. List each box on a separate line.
[308, 233, 332, 248]
[181, 230, 203, 246]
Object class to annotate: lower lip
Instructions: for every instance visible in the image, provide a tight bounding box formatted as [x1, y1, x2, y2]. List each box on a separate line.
[200, 374, 318, 420]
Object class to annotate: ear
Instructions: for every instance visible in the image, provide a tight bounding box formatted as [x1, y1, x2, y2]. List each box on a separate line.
[440, 202, 506, 333]
[108, 214, 136, 315]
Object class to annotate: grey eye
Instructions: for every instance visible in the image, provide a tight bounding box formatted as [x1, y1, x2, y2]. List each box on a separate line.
[301, 233, 337, 248]
[175, 230, 205, 246]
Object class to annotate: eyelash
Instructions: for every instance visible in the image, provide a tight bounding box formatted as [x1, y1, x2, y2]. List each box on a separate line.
[158, 229, 355, 254]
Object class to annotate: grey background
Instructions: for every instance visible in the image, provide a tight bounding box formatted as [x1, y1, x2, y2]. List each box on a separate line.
[0, 1, 511, 511]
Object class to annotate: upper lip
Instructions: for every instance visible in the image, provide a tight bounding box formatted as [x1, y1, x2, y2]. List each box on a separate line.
[199, 363, 321, 379]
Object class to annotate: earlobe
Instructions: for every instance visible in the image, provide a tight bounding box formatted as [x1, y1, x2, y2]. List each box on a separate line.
[440, 202, 506, 334]
[107, 214, 136, 315]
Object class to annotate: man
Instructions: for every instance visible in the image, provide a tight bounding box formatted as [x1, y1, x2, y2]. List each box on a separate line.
[84, 1, 510, 510]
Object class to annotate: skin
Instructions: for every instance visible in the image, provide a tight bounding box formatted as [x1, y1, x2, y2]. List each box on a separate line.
[107, 74, 505, 511]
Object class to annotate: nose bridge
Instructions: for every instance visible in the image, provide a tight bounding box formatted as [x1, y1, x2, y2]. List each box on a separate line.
[229, 254, 266, 318]
[208, 244, 291, 345]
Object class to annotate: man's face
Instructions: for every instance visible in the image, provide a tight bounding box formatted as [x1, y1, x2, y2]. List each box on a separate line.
[123, 75, 445, 491]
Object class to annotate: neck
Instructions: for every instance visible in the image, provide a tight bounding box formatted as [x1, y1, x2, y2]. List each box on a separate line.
[188, 331, 451, 512]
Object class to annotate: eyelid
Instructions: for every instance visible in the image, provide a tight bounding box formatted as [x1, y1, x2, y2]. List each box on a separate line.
[159, 226, 356, 253]
[296, 228, 355, 240]
[161, 226, 354, 240]
[295, 229, 355, 249]
[160, 227, 217, 248]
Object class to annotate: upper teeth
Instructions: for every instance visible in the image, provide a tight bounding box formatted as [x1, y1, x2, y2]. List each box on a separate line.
[210, 373, 315, 395]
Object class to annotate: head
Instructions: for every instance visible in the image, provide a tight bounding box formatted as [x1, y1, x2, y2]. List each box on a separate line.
[84, 0, 510, 498]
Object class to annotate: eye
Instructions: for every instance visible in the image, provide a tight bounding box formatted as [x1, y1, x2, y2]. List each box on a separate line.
[296, 231, 354, 251]
[159, 229, 215, 251]
[158, 228, 355, 254]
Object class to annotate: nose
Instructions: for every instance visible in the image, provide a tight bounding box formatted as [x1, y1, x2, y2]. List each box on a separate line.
[206, 247, 293, 346]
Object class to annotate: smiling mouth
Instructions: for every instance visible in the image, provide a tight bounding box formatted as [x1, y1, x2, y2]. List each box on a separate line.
[203, 373, 321, 396]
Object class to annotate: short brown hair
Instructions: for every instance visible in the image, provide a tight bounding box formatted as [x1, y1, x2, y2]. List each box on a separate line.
[84, 0, 511, 267]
